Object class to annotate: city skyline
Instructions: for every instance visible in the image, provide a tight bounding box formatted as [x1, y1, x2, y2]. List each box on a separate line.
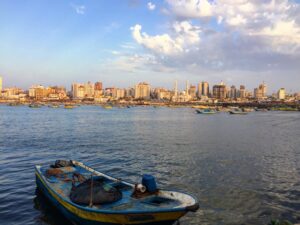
[1, 0, 300, 92]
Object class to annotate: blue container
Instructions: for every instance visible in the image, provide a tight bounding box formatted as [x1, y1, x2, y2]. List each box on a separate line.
[142, 174, 157, 193]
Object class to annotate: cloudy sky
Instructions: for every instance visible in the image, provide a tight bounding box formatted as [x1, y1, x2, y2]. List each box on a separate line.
[1, 0, 300, 93]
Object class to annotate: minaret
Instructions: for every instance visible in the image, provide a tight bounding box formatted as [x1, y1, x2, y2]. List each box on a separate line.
[186, 80, 189, 95]
[174, 80, 178, 97]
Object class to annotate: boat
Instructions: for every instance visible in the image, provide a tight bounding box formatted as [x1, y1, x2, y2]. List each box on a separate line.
[64, 104, 74, 109]
[29, 103, 41, 108]
[7, 102, 20, 106]
[103, 105, 113, 109]
[49, 104, 60, 108]
[255, 108, 268, 112]
[35, 160, 199, 225]
[196, 109, 216, 114]
[229, 108, 247, 115]
[242, 108, 254, 112]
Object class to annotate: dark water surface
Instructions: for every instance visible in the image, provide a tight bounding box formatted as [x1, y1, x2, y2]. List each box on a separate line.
[1, 105, 300, 225]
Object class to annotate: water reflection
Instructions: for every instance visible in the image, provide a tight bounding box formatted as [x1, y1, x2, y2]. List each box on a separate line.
[33, 188, 72, 225]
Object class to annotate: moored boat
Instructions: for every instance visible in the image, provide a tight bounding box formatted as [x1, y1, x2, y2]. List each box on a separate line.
[49, 104, 60, 108]
[229, 108, 247, 115]
[64, 104, 74, 109]
[103, 105, 113, 109]
[29, 103, 41, 108]
[196, 109, 216, 114]
[35, 160, 199, 225]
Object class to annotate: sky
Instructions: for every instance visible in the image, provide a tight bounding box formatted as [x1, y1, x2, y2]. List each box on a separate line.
[0, 0, 300, 93]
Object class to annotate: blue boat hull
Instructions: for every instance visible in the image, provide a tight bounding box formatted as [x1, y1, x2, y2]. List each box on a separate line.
[36, 175, 179, 225]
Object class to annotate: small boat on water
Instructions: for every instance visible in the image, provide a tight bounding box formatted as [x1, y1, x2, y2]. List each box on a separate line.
[255, 108, 268, 112]
[8, 102, 21, 106]
[103, 105, 113, 109]
[64, 104, 74, 109]
[29, 103, 41, 108]
[196, 109, 216, 114]
[49, 104, 60, 108]
[229, 108, 248, 115]
[35, 160, 199, 225]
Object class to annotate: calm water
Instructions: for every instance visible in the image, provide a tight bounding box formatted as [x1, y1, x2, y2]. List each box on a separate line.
[0, 105, 300, 225]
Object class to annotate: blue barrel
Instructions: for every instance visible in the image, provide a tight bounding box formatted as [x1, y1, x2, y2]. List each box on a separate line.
[142, 174, 157, 193]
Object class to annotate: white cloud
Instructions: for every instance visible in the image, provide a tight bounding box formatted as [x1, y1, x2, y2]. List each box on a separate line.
[70, 3, 86, 15]
[130, 21, 201, 56]
[166, 0, 213, 18]
[147, 2, 156, 11]
[127, 0, 300, 84]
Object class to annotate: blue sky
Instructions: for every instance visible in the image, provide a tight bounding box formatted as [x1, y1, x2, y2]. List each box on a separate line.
[1, 0, 300, 93]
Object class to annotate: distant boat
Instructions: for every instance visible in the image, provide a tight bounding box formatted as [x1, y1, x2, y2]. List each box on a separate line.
[242, 108, 254, 112]
[35, 160, 199, 225]
[7, 102, 20, 106]
[196, 109, 216, 114]
[229, 108, 247, 115]
[29, 103, 41, 108]
[64, 104, 74, 109]
[255, 108, 268, 112]
[49, 104, 60, 108]
[103, 105, 113, 109]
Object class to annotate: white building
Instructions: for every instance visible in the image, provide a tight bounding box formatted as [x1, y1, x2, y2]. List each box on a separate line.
[134, 82, 150, 99]
[277, 88, 286, 100]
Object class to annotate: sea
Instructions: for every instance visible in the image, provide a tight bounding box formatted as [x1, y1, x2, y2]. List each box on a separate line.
[0, 105, 300, 225]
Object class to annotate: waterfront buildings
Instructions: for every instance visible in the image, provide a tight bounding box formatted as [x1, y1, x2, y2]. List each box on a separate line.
[28, 85, 67, 100]
[134, 82, 150, 100]
[1, 76, 298, 104]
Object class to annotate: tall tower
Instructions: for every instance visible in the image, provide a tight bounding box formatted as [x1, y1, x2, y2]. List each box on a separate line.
[186, 80, 189, 95]
[174, 80, 178, 97]
[0, 76, 2, 92]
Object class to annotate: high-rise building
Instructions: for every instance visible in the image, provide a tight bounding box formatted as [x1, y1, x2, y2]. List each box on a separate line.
[230, 85, 237, 100]
[174, 80, 178, 97]
[202, 82, 209, 97]
[186, 80, 189, 95]
[254, 82, 267, 99]
[189, 85, 197, 99]
[84, 82, 95, 98]
[197, 82, 202, 98]
[197, 81, 209, 98]
[72, 82, 95, 99]
[277, 88, 286, 100]
[134, 82, 151, 99]
[213, 82, 227, 99]
[239, 85, 246, 99]
[95, 82, 103, 91]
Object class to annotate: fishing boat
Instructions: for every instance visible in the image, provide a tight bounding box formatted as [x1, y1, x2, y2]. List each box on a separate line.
[7, 102, 20, 106]
[64, 104, 74, 109]
[49, 104, 60, 108]
[255, 108, 268, 112]
[35, 160, 199, 225]
[29, 103, 41, 108]
[103, 105, 113, 109]
[229, 108, 247, 115]
[196, 109, 216, 114]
